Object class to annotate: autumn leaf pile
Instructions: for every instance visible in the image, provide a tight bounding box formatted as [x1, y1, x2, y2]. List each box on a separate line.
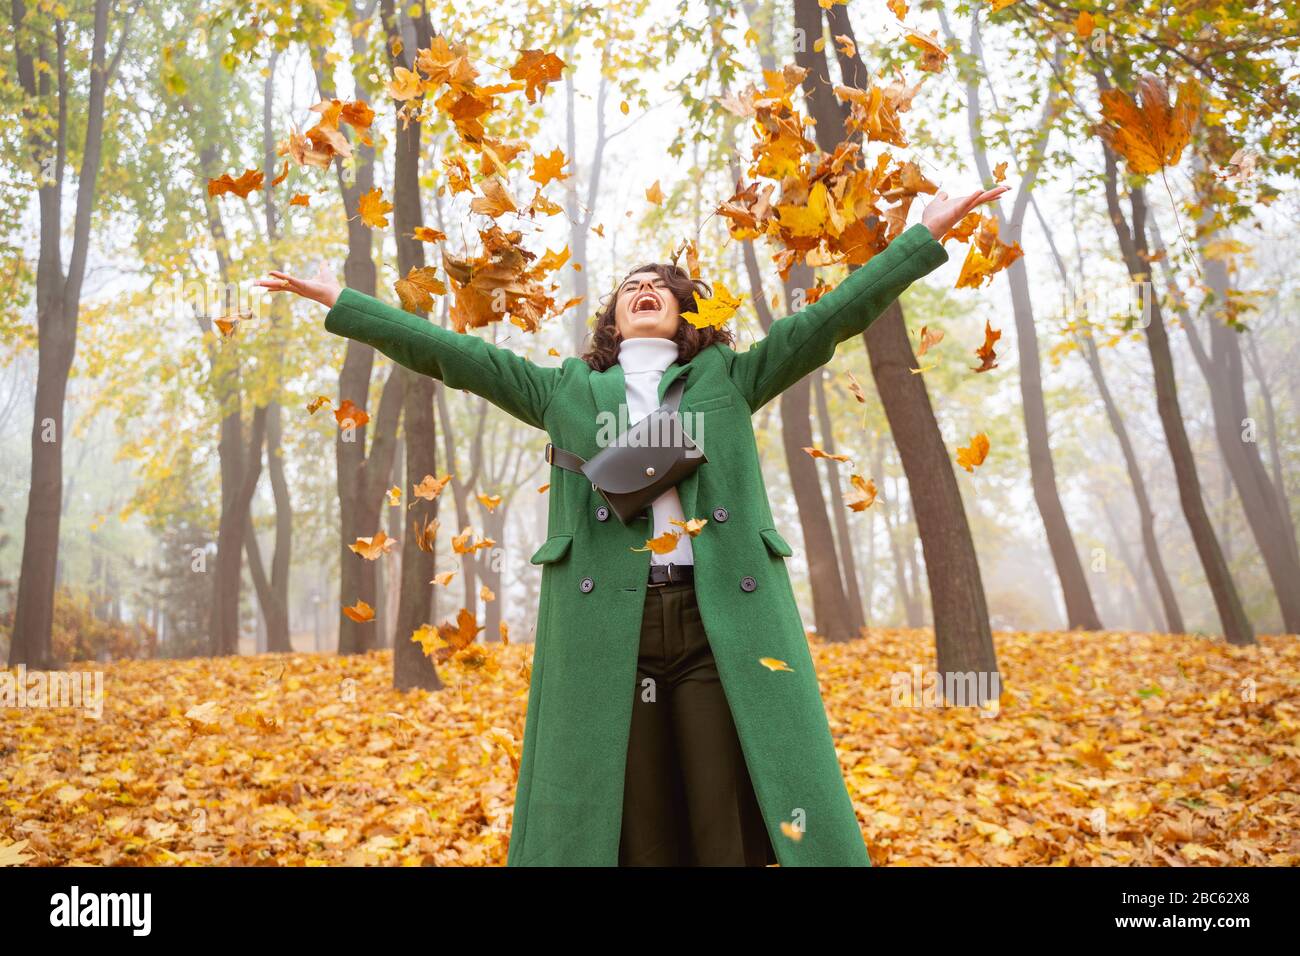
[2, 628, 1296, 866]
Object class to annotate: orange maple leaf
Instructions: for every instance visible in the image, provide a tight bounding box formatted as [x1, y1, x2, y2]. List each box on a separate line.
[1099, 75, 1202, 176]
[357, 188, 394, 229]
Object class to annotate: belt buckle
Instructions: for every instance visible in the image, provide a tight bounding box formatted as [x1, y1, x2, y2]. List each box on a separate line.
[544, 442, 554, 465]
[647, 562, 670, 588]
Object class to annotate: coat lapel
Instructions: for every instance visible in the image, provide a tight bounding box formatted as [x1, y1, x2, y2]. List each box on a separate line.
[587, 358, 702, 523]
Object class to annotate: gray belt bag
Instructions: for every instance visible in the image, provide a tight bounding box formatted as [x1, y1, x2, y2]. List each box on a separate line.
[543, 370, 707, 524]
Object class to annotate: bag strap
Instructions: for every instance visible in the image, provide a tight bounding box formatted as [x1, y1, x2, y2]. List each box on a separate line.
[545, 368, 690, 475]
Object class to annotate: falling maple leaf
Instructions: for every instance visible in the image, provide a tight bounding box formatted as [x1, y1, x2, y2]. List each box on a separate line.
[480, 585, 495, 602]
[843, 474, 879, 511]
[289, 194, 310, 206]
[845, 371, 867, 403]
[413, 226, 448, 243]
[917, 324, 944, 356]
[645, 180, 664, 205]
[1218, 148, 1258, 184]
[306, 395, 332, 415]
[357, 188, 395, 229]
[971, 320, 1002, 373]
[342, 599, 375, 623]
[1074, 10, 1096, 37]
[530, 148, 568, 186]
[340, 100, 375, 131]
[955, 215, 1023, 289]
[509, 49, 565, 103]
[469, 178, 517, 217]
[414, 473, 454, 500]
[804, 445, 851, 462]
[349, 531, 398, 560]
[213, 310, 251, 338]
[386, 486, 402, 506]
[477, 493, 502, 512]
[681, 281, 743, 329]
[394, 267, 446, 312]
[412, 516, 439, 552]
[904, 31, 947, 73]
[452, 526, 495, 554]
[389, 66, 423, 101]
[956, 433, 990, 473]
[207, 168, 264, 199]
[992, 161, 1008, 183]
[670, 517, 709, 536]
[636, 531, 682, 555]
[270, 160, 289, 186]
[1098, 75, 1202, 176]
[334, 399, 370, 429]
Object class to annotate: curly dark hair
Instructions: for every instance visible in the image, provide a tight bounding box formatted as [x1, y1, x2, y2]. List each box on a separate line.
[579, 262, 736, 371]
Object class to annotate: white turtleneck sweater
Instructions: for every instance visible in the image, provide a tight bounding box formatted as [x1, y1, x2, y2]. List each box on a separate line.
[616, 337, 695, 566]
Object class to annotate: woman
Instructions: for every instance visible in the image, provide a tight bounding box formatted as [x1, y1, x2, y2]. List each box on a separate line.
[259, 186, 1008, 866]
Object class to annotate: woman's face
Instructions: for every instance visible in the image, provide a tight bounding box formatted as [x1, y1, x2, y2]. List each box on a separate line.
[614, 271, 682, 340]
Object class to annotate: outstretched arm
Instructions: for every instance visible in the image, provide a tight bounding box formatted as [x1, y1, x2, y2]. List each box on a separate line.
[257, 265, 560, 431]
[729, 185, 1007, 412]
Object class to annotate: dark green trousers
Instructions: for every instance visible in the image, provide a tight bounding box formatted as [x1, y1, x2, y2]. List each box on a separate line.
[618, 579, 778, 866]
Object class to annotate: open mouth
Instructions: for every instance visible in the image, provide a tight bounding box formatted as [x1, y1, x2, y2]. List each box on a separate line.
[631, 291, 662, 315]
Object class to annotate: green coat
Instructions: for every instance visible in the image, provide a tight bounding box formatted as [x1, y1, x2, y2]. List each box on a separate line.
[324, 222, 949, 866]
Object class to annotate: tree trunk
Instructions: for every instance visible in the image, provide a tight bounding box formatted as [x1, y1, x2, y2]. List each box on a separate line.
[814, 368, 866, 633]
[811, 0, 997, 694]
[210, 406, 268, 655]
[1189, 216, 1300, 630]
[383, 0, 441, 690]
[1028, 194, 1185, 633]
[1098, 140, 1253, 644]
[312, 33, 405, 655]
[940, 9, 1101, 630]
[9, 0, 115, 669]
[249, 50, 293, 654]
[780, 368, 856, 640]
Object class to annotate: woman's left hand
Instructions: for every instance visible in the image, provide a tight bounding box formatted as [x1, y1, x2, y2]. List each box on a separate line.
[921, 185, 1011, 241]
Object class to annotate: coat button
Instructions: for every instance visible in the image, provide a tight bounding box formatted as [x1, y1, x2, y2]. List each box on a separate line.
[596, 505, 610, 522]
[740, 575, 757, 592]
[713, 506, 729, 522]
[580, 576, 595, 593]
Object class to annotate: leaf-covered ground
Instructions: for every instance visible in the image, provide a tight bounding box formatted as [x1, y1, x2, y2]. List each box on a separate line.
[2, 628, 1297, 866]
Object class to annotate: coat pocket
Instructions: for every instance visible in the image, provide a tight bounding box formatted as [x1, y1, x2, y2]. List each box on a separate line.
[758, 527, 793, 558]
[529, 533, 574, 565]
[689, 394, 735, 414]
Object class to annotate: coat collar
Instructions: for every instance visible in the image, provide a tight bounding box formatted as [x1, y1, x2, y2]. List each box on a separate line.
[588, 359, 700, 522]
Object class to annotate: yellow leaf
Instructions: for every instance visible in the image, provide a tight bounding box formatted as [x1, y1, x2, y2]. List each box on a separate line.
[956, 433, 990, 473]
[357, 187, 394, 229]
[681, 281, 743, 329]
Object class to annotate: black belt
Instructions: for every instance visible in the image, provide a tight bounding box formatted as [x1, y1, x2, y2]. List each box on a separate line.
[648, 562, 694, 587]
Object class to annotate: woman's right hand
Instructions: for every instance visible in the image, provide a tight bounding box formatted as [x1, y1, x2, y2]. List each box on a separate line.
[255, 262, 343, 309]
